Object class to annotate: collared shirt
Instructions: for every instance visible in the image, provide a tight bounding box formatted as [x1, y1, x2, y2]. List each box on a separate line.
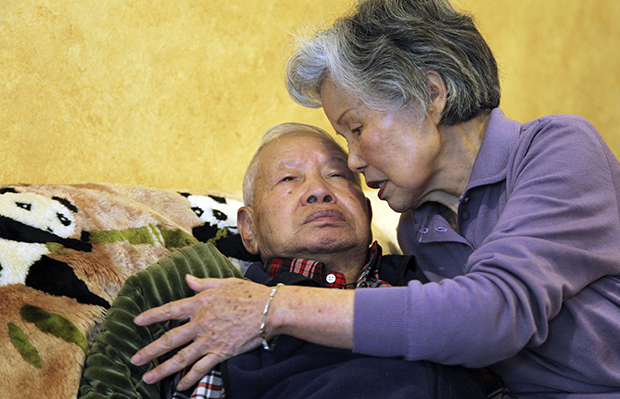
[264, 241, 390, 289]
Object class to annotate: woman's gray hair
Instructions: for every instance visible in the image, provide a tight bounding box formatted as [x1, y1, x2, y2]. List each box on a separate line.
[242, 123, 359, 206]
[286, 0, 500, 125]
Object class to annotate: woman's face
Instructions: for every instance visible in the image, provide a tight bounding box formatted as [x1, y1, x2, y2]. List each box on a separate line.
[320, 80, 446, 213]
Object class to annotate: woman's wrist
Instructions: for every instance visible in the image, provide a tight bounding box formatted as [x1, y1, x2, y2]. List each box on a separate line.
[260, 283, 284, 351]
[266, 285, 355, 349]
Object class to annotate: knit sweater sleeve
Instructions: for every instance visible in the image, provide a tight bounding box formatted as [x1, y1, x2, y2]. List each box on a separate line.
[79, 243, 244, 399]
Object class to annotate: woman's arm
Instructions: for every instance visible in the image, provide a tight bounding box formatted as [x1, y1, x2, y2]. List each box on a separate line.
[132, 277, 355, 391]
[269, 283, 355, 348]
[357, 114, 620, 368]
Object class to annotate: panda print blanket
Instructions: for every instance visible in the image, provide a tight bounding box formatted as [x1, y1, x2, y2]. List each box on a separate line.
[0, 183, 254, 399]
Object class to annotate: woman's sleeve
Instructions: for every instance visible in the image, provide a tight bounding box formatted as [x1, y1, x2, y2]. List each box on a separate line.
[79, 242, 244, 399]
[353, 115, 620, 367]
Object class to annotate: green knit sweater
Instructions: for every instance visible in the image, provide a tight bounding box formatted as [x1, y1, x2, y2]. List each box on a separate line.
[79, 243, 244, 399]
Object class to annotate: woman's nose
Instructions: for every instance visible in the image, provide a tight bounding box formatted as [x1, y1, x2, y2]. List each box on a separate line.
[347, 142, 367, 173]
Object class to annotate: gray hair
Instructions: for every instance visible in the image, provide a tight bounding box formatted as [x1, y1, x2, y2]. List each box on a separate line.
[242, 123, 360, 206]
[286, 0, 500, 125]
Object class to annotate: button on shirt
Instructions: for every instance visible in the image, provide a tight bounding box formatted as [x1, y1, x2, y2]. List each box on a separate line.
[265, 241, 390, 289]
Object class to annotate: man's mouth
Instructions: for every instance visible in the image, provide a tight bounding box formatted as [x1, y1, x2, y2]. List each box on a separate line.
[304, 209, 346, 224]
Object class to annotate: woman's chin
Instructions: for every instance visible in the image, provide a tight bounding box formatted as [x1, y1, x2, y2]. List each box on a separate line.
[384, 197, 412, 214]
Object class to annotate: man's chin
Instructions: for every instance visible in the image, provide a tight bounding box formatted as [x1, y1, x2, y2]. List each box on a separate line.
[302, 236, 363, 255]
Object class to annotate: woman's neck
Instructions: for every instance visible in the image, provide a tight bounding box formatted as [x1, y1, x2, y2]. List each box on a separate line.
[433, 112, 490, 215]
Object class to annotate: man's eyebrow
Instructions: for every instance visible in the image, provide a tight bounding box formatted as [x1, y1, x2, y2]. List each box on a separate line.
[330, 153, 348, 164]
[274, 158, 302, 168]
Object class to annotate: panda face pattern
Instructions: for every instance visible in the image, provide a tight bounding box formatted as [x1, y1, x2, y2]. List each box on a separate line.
[186, 195, 242, 234]
[0, 190, 80, 287]
[0, 192, 76, 238]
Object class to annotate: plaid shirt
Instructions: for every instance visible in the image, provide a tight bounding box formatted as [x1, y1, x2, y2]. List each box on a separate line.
[265, 241, 389, 289]
[167, 242, 514, 399]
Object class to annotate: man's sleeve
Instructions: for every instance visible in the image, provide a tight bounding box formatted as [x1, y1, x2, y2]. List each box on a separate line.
[79, 242, 245, 399]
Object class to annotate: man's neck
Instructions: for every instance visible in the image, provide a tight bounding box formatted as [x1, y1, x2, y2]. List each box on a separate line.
[304, 247, 368, 286]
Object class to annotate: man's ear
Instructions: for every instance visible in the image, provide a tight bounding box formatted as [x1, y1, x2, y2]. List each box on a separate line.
[365, 197, 373, 223]
[427, 70, 447, 125]
[237, 206, 260, 255]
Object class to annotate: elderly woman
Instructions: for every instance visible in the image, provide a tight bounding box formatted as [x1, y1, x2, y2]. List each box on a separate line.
[132, 0, 620, 397]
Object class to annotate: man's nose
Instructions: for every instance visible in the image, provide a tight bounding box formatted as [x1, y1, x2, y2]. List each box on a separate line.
[303, 178, 336, 205]
[307, 194, 333, 204]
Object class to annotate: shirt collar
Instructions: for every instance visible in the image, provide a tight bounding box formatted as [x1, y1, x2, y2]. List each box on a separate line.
[264, 241, 386, 288]
[467, 108, 522, 190]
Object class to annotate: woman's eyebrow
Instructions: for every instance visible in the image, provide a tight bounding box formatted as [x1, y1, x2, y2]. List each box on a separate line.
[336, 108, 354, 126]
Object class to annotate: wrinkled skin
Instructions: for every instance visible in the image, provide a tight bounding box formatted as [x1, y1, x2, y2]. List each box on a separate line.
[132, 131, 367, 390]
[132, 275, 273, 390]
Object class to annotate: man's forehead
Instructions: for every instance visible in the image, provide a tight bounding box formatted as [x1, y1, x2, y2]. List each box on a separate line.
[261, 133, 348, 167]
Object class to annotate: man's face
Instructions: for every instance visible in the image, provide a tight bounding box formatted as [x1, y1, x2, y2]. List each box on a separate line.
[239, 132, 372, 262]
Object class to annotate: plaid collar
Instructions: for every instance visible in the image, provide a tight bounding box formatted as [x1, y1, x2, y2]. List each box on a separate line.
[264, 241, 390, 288]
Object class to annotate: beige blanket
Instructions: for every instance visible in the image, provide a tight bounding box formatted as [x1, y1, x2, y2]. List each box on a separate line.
[0, 183, 247, 399]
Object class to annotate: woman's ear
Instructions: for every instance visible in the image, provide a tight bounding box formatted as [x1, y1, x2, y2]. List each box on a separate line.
[237, 206, 260, 255]
[427, 71, 447, 124]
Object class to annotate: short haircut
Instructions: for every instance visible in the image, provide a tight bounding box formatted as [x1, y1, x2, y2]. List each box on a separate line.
[286, 0, 500, 125]
[242, 123, 359, 206]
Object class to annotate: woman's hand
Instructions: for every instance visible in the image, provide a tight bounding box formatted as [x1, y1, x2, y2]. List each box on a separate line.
[131, 275, 272, 390]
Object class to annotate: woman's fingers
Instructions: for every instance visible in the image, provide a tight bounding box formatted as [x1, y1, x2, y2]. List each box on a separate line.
[185, 275, 227, 292]
[130, 277, 273, 385]
[133, 278, 241, 327]
[134, 297, 194, 326]
[176, 352, 228, 391]
[141, 338, 209, 384]
[132, 323, 195, 366]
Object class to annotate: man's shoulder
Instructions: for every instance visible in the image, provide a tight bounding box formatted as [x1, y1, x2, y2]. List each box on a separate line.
[379, 254, 428, 285]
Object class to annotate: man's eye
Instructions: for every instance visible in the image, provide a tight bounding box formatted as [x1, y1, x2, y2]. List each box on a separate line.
[329, 171, 352, 180]
[280, 176, 295, 183]
[351, 127, 362, 135]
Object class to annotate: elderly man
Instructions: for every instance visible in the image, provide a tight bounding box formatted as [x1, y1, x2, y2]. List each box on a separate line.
[81, 123, 505, 399]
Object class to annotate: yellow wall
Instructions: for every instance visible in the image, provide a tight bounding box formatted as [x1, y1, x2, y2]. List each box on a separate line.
[1, 0, 619, 193]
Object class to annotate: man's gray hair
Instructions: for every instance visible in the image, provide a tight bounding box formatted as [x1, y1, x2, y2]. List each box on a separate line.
[286, 0, 500, 125]
[242, 123, 359, 206]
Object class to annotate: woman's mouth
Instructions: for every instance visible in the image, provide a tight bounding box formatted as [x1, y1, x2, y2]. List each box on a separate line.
[367, 181, 388, 199]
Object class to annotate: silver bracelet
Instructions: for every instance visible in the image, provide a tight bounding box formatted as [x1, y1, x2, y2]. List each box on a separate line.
[260, 283, 284, 351]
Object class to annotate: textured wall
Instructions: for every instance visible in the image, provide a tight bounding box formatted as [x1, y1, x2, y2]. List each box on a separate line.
[1, 0, 619, 193]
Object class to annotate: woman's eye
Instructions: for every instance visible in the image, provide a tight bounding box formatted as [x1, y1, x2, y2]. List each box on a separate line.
[280, 176, 295, 183]
[351, 127, 362, 135]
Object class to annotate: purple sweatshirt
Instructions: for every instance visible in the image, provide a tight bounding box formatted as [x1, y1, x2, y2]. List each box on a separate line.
[353, 109, 620, 397]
